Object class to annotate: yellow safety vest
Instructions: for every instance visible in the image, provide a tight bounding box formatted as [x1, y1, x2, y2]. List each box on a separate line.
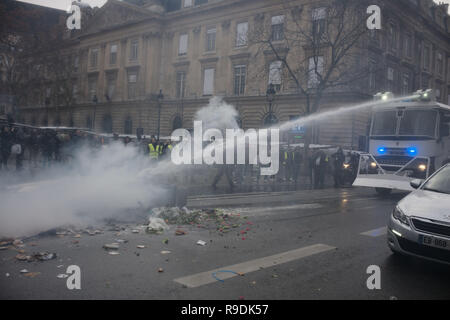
[149, 144, 160, 159]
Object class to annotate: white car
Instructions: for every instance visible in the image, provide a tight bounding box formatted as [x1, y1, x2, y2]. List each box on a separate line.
[387, 164, 450, 264]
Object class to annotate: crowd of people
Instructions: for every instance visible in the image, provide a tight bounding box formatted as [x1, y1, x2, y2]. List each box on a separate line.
[1, 123, 360, 191]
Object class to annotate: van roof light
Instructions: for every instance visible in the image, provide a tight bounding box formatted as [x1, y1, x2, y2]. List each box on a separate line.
[413, 89, 435, 102]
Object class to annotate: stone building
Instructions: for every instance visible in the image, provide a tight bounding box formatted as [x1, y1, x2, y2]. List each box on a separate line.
[16, 0, 450, 149]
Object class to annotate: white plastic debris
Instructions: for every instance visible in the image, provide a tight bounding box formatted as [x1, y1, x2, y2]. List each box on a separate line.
[108, 251, 120, 255]
[20, 269, 29, 273]
[103, 243, 120, 250]
[5, 273, 10, 277]
[160, 250, 171, 254]
[147, 217, 169, 233]
[196, 240, 207, 246]
[57, 274, 68, 279]
[136, 245, 146, 249]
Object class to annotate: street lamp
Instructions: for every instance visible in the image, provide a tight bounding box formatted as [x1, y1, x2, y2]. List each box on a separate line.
[157, 89, 164, 140]
[92, 95, 98, 131]
[266, 83, 276, 125]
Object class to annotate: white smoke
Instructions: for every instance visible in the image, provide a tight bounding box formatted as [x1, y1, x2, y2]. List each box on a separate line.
[194, 97, 240, 131]
[0, 142, 168, 238]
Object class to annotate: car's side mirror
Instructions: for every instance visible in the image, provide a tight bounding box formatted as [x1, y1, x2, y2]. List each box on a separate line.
[410, 179, 423, 189]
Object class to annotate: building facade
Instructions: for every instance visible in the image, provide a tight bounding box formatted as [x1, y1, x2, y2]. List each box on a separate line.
[15, 0, 450, 149]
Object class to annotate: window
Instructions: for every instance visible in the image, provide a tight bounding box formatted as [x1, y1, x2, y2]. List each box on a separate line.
[88, 76, 97, 101]
[130, 39, 139, 61]
[387, 23, 397, 52]
[106, 73, 117, 101]
[205, 27, 216, 52]
[176, 71, 186, 98]
[86, 115, 92, 129]
[271, 15, 284, 41]
[436, 52, 443, 75]
[203, 68, 214, 95]
[110, 44, 118, 65]
[312, 8, 326, 39]
[127, 70, 138, 99]
[387, 67, 395, 92]
[102, 114, 113, 133]
[124, 116, 132, 135]
[173, 115, 182, 130]
[404, 34, 412, 58]
[308, 56, 324, 88]
[234, 65, 246, 96]
[179, 34, 188, 56]
[72, 83, 78, 102]
[90, 48, 99, 68]
[401, 73, 410, 95]
[73, 55, 79, 72]
[184, 0, 192, 7]
[369, 60, 377, 92]
[236, 22, 248, 47]
[423, 45, 430, 70]
[269, 61, 282, 91]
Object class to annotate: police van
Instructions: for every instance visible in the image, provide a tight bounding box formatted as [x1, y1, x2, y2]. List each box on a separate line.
[353, 90, 450, 195]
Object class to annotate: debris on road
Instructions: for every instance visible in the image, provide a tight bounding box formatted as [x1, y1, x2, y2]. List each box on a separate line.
[132, 229, 140, 234]
[175, 229, 187, 236]
[197, 240, 207, 246]
[103, 243, 120, 250]
[5, 273, 10, 277]
[161, 250, 171, 254]
[158, 268, 164, 273]
[20, 269, 29, 273]
[15, 254, 33, 262]
[108, 251, 120, 256]
[23, 272, 40, 278]
[136, 245, 146, 249]
[57, 274, 68, 279]
[34, 252, 57, 261]
[163, 239, 169, 244]
[147, 217, 169, 234]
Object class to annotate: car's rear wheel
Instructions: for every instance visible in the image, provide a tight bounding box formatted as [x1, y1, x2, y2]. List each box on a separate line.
[375, 188, 392, 197]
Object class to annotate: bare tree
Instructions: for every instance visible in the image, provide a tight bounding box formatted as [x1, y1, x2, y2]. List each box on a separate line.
[249, 0, 373, 160]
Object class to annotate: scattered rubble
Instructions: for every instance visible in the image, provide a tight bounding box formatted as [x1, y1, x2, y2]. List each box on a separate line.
[197, 240, 207, 246]
[34, 252, 57, 261]
[147, 218, 169, 234]
[103, 243, 120, 250]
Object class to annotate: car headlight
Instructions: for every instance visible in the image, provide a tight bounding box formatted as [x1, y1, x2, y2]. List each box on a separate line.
[393, 206, 410, 226]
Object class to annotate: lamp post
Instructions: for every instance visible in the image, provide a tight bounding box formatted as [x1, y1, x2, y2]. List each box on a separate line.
[266, 83, 276, 125]
[92, 95, 98, 131]
[157, 89, 164, 140]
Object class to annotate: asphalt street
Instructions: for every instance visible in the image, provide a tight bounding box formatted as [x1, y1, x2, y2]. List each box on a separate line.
[1, 187, 449, 300]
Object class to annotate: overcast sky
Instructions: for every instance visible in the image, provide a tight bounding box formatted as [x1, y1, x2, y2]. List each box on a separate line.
[16, 0, 450, 12]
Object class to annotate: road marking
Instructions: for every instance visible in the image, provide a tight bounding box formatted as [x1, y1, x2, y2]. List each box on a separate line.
[360, 226, 387, 237]
[173, 244, 335, 288]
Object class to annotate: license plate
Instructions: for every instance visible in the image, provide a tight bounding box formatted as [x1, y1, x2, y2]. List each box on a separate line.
[419, 234, 450, 251]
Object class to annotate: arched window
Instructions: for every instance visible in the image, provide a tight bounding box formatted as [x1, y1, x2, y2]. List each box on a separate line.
[263, 113, 278, 126]
[86, 115, 92, 129]
[172, 115, 182, 131]
[124, 116, 133, 135]
[54, 117, 61, 127]
[102, 114, 113, 133]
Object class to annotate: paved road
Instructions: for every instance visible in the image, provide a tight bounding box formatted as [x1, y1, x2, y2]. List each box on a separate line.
[1, 187, 449, 300]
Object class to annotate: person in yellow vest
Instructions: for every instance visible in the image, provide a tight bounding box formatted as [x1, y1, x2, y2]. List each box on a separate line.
[160, 140, 173, 159]
[148, 136, 160, 161]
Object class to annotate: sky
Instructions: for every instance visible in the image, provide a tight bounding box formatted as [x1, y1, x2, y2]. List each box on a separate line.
[18, 0, 108, 11]
[15, 0, 450, 12]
